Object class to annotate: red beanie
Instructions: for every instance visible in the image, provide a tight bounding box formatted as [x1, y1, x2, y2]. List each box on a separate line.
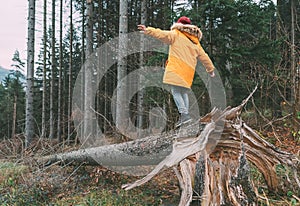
[177, 16, 191, 24]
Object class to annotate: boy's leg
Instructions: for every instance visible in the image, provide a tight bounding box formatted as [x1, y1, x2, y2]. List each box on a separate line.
[171, 86, 188, 114]
[181, 89, 189, 112]
[171, 86, 191, 127]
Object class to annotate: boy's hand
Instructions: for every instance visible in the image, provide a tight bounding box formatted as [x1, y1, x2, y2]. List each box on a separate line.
[209, 71, 215, 78]
[138, 24, 146, 32]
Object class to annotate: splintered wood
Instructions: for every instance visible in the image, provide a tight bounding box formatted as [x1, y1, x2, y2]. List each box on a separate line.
[122, 88, 300, 206]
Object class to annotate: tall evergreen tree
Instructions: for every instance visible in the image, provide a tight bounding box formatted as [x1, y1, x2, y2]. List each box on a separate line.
[116, 0, 128, 132]
[49, 0, 56, 139]
[57, 0, 63, 140]
[10, 51, 25, 138]
[68, 0, 73, 142]
[25, 0, 36, 147]
[42, 0, 48, 138]
[0, 51, 26, 139]
[137, 0, 147, 137]
[83, 0, 94, 142]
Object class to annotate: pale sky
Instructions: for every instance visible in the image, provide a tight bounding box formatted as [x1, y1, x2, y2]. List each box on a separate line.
[0, 0, 27, 69]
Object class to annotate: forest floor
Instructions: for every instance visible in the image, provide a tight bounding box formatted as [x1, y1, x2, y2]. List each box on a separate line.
[0, 121, 299, 205]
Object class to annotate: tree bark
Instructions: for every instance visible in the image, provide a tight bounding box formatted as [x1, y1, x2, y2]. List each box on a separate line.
[11, 95, 17, 138]
[137, 0, 147, 138]
[80, 0, 85, 139]
[49, 0, 56, 139]
[57, 0, 63, 141]
[25, 0, 36, 147]
[67, 0, 73, 143]
[115, 0, 128, 132]
[41, 0, 47, 139]
[290, 0, 300, 129]
[40, 89, 300, 205]
[83, 0, 94, 143]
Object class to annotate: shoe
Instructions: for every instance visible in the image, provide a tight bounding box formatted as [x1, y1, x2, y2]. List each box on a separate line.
[175, 113, 192, 128]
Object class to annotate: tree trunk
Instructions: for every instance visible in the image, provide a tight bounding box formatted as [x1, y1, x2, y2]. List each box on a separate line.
[83, 0, 94, 143]
[40, 89, 300, 205]
[11, 95, 17, 138]
[291, 0, 299, 129]
[137, 0, 147, 138]
[57, 0, 63, 141]
[42, 0, 47, 139]
[115, 0, 128, 132]
[25, 0, 36, 147]
[80, 0, 85, 139]
[67, 0, 73, 143]
[49, 0, 56, 139]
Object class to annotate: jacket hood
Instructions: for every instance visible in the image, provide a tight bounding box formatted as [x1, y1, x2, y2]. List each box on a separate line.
[171, 23, 203, 41]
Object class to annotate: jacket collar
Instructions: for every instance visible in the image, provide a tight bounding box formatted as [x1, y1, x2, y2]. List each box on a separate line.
[171, 23, 203, 41]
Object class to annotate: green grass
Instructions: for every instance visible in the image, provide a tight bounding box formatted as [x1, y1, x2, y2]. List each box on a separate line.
[0, 161, 28, 188]
[0, 161, 49, 206]
[54, 189, 163, 206]
[0, 161, 178, 206]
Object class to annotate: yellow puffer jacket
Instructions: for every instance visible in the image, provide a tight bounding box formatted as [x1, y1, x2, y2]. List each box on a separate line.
[144, 23, 215, 88]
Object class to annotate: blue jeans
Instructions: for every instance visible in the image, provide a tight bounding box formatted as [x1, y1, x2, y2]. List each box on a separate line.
[171, 85, 189, 114]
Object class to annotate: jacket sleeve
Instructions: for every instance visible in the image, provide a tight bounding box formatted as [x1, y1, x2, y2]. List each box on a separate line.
[197, 44, 215, 73]
[144, 27, 176, 45]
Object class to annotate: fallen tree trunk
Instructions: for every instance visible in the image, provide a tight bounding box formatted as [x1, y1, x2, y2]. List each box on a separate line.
[122, 111, 299, 205]
[40, 89, 300, 205]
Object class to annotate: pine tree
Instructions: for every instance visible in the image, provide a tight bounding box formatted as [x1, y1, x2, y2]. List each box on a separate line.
[57, 0, 63, 140]
[49, 0, 56, 139]
[10, 51, 26, 138]
[42, 0, 48, 138]
[67, 0, 73, 143]
[116, 0, 128, 132]
[25, 0, 36, 147]
[83, 0, 94, 142]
